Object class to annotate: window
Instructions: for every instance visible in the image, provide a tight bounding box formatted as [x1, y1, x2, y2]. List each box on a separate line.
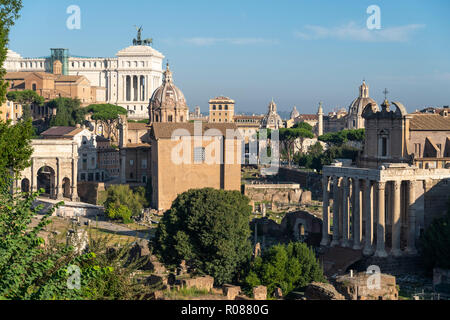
[168, 115, 173, 122]
[225, 105, 228, 110]
[142, 159, 147, 169]
[213, 105, 216, 110]
[142, 175, 147, 184]
[381, 137, 388, 157]
[219, 105, 223, 110]
[194, 147, 206, 163]
[130, 160, 134, 166]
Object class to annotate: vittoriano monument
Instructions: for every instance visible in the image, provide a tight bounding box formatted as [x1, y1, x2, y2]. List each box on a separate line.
[133, 26, 153, 46]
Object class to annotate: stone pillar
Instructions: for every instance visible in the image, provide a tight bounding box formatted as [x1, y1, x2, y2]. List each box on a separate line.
[353, 178, 362, 250]
[374, 181, 388, 258]
[363, 180, 374, 256]
[331, 177, 340, 247]
[120, 148, 127, 184]
[56, 157, 64, 200]
[341, 178, 350, 247]
[406, 180, 418, 255]
[391, 180, 402, 256]
[71, 157, 79, 202]
[321, 176, 330, 246]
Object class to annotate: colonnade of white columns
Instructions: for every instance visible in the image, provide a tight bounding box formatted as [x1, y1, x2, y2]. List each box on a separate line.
[123, 75, 147, 102]
[321, 176, 418, 257]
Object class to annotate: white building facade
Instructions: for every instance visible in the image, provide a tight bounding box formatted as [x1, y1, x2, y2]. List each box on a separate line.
[4, 44, 165, 120]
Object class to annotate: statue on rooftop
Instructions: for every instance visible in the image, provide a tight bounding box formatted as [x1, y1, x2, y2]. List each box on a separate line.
[133, 26, 153, 46]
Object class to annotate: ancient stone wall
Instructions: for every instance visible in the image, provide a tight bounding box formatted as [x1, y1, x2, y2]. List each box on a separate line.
[77, 181, 106, 205]
[277, 167, 322, 199]
[335, 272, 398, 300]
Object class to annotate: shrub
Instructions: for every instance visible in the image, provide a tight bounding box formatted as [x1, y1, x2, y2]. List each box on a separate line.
[244, 242, 326, 297]
[154, 188, 252, 285]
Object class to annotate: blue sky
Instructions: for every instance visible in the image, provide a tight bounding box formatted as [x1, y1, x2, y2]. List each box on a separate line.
[9, 0, 450, 115]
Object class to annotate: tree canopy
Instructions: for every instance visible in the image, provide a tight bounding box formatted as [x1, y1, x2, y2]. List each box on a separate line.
[47, 97, 85, 127]
[279, 124, 315, 166]
[154, 188, 253, 285]
[244, 242, 326, 297]
[103, 185, 148, 224]
[0, 0, 23, 104]
[6, 89, 44, 121]
[318, 129, 365, 147]
[85, 104, 127, 141]
[0, 119, 33, 191]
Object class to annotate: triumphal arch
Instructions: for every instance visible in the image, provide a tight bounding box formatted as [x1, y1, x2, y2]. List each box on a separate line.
[18, 139, 79, 201]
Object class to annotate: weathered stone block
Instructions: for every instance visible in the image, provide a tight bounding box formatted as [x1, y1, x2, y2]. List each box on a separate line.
[223, 285, 241, 300]
[182, 276, 214, 292]
[253, 286, 267, 300]
[305, 282, 345, 300]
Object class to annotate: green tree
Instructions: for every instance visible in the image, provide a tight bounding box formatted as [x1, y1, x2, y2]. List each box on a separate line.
[48, 97, 85, 127]
[420, 207, 450, 272]
[104, 185, 148, 223]
[0, 0, 23, 105]
[318, 129, 365, 148]
[6, 90, 44, 121]
[0, 118, 34, 191]
[244, 242, 326, 297]
[279, 126, 314, 166]
[85, 104, 127, 141]
[154, 188, 253, 285]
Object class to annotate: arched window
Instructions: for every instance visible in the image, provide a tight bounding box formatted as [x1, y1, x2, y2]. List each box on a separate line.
[32, 83, 37, 91]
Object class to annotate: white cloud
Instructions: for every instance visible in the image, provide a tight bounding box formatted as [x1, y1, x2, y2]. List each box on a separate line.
[183, 37, 278, 46]
[294, 22, 425, 42]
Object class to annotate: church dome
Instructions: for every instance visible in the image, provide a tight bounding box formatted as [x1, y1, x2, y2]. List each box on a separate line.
[149, 63, 189, 123]
[262, 99, 284, 130]
[348, 81, 379, 116]
[290, 106, 300, 119]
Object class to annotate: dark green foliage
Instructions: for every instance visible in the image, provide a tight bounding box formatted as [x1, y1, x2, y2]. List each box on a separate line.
[85, 104, 127, 141]
[6, 90, 44, 121]
[244, 242, 327, 297]
[0, 118, 33, 191]
[48, 97, 85, 127]
[104, 185, 148, 223]
[0, 0, 23, 105]
[318, 129, 365, 147]
[420, 207, 450, 272]
[279, 125, 315, 166]
[154, 188, 253, 285]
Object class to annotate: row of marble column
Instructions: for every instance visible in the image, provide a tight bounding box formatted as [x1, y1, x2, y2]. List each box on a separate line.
[320, 176, 418, 257]
[124, 75, 146, 102]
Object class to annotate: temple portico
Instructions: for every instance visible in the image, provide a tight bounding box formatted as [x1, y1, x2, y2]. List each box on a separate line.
[320, 162, 450, 258]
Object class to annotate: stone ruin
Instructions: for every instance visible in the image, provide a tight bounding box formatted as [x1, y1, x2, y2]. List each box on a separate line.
[334, 272, 399, 300]
[66, 228, 89, 254]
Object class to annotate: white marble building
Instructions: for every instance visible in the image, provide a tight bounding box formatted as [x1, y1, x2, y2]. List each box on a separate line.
[4, 44, 165, 120]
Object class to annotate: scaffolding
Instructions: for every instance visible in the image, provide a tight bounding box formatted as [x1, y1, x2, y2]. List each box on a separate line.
[50, 48, 69, 75]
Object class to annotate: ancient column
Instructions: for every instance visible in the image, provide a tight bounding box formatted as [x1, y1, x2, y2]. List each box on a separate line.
[374, 181, 388, 258]
[353, 178, 362, 250]
[341, 178, 350, 247]
[406, 180, 418, 255]
[363, 179, 374, 256]
[331, 177, 341, 247]
[56, 157, 64, 200]
[391, 180, 402, 256]
[321, 176, 330, 246]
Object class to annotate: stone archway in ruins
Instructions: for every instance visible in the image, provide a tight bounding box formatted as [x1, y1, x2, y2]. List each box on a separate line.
[21, 178, 30, 193]
[63, 177, 71, 199]
[37, 166, 56, 198]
